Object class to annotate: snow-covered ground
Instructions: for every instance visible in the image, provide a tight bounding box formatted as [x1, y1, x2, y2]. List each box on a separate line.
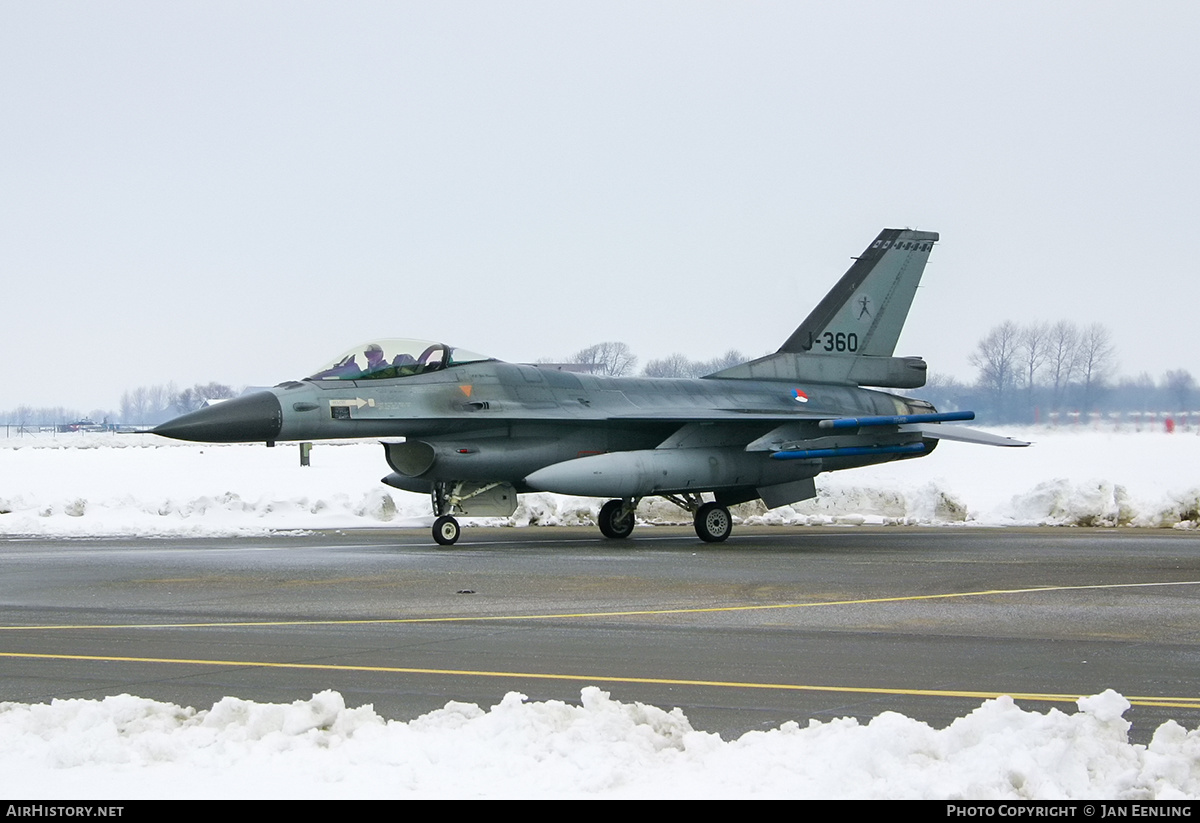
[2, 426, 1199, 797]
[1, 425, 1198, 536]
[3, 688, 1198, 799]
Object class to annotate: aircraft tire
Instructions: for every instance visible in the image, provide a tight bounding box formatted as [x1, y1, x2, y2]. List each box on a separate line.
[694, 502, 732, 543]
[597, 499, 635, 539]
[433, 515, 461, 546]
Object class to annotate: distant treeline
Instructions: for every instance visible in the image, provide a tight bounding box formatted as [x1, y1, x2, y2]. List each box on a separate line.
[930, 320, 1195, 423]
[3, 381, 237, 429]
[550, 341, 748, 379]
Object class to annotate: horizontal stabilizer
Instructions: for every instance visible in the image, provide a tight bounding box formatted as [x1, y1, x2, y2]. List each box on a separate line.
[706, 353, 927, 388]
[898, 424, 1030, 448]
[819, 411, 975, 429]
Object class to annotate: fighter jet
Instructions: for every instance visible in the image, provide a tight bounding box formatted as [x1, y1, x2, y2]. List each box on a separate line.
[153, 228, 1027, 545]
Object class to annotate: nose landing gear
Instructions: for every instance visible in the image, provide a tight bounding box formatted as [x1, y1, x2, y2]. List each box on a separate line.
[431, 482, 462, 546]
[432, 515, 461, 546]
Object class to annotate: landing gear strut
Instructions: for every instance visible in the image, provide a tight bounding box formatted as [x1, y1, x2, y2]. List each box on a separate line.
[428, 480, 518, 546]
[431, 482, 461, 546]
[598, 498, 637, 539]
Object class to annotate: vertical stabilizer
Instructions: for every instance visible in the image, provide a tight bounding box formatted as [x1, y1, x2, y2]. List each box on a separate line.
[778, 228, 939, 357]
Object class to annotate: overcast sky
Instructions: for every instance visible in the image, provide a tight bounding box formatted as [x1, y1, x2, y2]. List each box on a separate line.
[3, 2, 1197, 410]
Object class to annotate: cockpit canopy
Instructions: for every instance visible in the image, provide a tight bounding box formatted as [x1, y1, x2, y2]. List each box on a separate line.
[307, 339, 494, 381]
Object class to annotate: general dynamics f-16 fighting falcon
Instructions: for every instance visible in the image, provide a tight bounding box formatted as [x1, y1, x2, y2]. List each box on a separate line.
[154, 228, 1027, 545]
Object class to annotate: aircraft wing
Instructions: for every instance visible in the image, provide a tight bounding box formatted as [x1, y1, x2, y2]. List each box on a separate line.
[605, 409, 830, 422]
[634, 410, 1032, 453]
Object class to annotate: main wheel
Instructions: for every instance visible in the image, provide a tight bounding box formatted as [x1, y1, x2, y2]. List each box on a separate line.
[433, 515, 461, 546]
[597, 499, 635, 539]
[694, 502, 732, 543]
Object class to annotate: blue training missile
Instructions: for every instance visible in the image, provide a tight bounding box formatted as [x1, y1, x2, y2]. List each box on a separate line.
[770, 442, 927, 461]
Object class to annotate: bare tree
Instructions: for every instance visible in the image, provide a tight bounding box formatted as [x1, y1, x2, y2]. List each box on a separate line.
[86, 408, 115, 427]
[1077, 323, 1116, 410]
[642, 353, 695, 378]
[1018, 321, 1050, 413]
[119, 381, 236, 424]
[698, 349, 746, 375]
[1046, 320, 1080, 410]
[969, 321, 1022, 417]
[40, 407, 75, 427]
[192, 382, 236, 402]
[175, 387, 201, 413]
[642, 349, 748, 378]
[146, 384, 169, 416]
[569, 342, 638, 377]
[122, 387, 150, 424]
[1164, 369, 1196, 411]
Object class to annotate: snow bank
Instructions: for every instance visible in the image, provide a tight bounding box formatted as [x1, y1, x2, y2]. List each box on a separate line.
[0, 687, 1196, 798]
[2, 428, 1199, 536]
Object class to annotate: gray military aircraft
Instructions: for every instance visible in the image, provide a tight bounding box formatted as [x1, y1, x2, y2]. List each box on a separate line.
[153, 228, 1027, 545]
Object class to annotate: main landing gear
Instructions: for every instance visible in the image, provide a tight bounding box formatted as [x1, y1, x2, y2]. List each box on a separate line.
[692, 501, 733, 543]
[431, 481, 736, 546]
[597, 499, 636, 539]
[596, 494, 733, 543]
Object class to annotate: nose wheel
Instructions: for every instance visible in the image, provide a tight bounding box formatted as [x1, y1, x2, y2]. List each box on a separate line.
[433, 515, 461, 546]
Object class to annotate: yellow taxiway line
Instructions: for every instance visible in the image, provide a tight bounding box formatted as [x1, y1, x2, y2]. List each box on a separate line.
[3, 650, 1199, 708]
[0, 579, 1197, 632]
[4, 580, 1198, 709]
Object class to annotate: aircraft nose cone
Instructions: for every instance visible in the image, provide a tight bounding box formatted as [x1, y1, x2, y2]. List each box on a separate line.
[152, 391, 283, 443]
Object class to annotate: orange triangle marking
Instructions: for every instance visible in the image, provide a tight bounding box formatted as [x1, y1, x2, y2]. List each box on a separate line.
[459, 385, 473, 397]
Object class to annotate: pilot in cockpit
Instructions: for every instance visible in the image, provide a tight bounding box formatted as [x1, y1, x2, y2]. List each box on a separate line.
[363, 343, 388, 374]
[309, 339, 489, 381]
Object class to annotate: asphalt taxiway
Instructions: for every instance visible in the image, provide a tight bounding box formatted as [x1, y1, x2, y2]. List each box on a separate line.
[2, 526, 1199, 741]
